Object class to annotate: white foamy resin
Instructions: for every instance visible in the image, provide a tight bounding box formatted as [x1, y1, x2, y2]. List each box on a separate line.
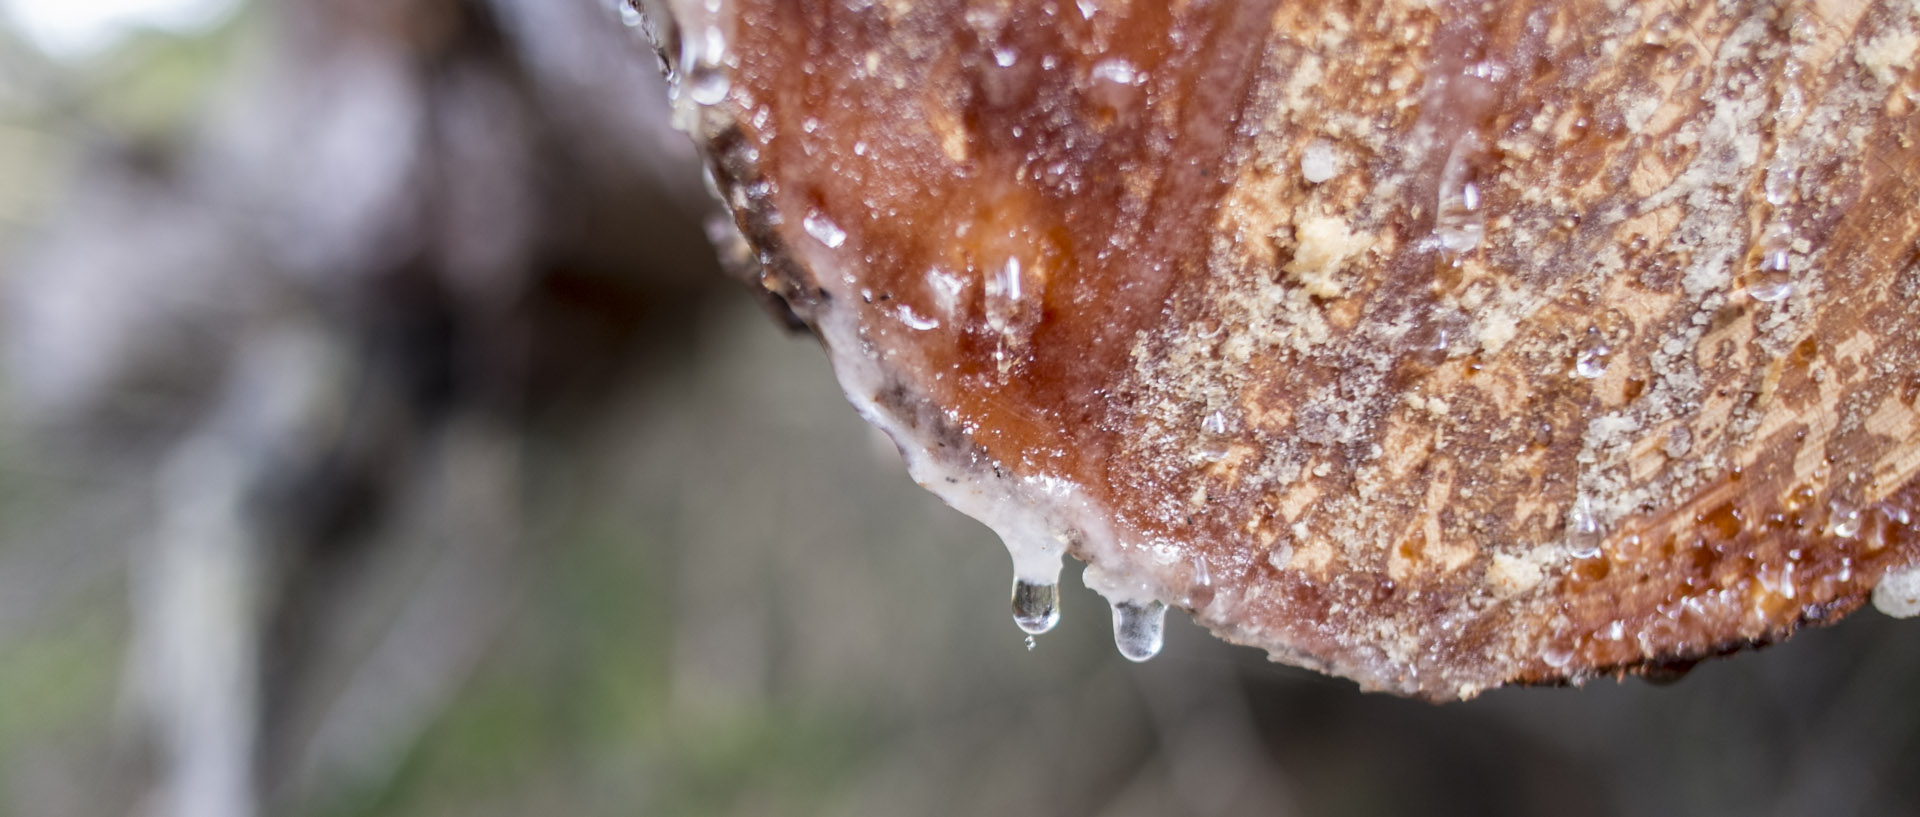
[790, 241, 1174, 655]
[1873, 564, 1920, 618]
[1300, 140, 1339, 184]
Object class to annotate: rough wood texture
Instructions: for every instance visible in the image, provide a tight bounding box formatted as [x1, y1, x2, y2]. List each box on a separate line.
[649, 0, 1920, 698]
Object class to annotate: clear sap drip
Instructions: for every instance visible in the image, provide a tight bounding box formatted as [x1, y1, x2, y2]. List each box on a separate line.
[1186, 556, 1215, 610]
[1764, 159, 1796, 206]
[1829, 499, 1862, 539]
[1747, 223, 1795, 302]
[1573, 328, 1611, 379]
[1011, 578, 1062, 635]
[984, 256, 1025, 331]
[1864, 504, 1913, 551]
[1566, 496, 1603, 558]
[1433, 133, 1487, 256]
[1198, 410, 1231, 460]
[982, 255, 1042, 379]
[665, 0, 734, 129]
[1110, 599, 1167, 662]
[802, 210, 848, 249]
[1418, 53, 1507, 259]
[682, 25, 731, 106]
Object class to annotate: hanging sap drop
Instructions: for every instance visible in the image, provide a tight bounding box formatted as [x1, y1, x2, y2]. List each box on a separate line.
[1110, 599, 1167, 662]
[681, 25, 732, 106]
[1566, 496, 1603, 558]
[1011, 578, 1061, 634]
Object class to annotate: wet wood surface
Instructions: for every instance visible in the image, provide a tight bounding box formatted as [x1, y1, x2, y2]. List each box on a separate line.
[654, 0, 1920, 698]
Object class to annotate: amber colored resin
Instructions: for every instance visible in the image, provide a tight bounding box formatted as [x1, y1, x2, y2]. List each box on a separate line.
[652, 0, 1920, 698]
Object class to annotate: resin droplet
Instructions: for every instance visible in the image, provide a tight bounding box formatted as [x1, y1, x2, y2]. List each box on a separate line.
[802, 210, 847, 249]
[1088, 58, 1142, 86]
[984, 257, 1026, 330]
[1829, 499, 1862, 539]
[1198, 410, 1231, 460]
[1011, 578, 1061, 635]
[1748, 278, 1793, 302]
[893, 304, 939, 331]
[1110, 599, 1167, 662]
[1863, 504, 1913, 551]
[1566, 497, 1603, 558]
[1763, 159, 1796, 206]
[1541, 640, 1574, 669]
[1747, 223, 1795, 302]
[1573, 328, 1611, 379]
[982, 255, 1043, 379]
[1433, 133, 1487, 256]
[683, 25, 732, 106]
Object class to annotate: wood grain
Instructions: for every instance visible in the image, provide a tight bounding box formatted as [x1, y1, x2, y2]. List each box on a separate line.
[652, 0, 1920, 698]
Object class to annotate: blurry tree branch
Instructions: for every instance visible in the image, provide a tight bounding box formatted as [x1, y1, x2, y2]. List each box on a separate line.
[3, 0, 730, 814]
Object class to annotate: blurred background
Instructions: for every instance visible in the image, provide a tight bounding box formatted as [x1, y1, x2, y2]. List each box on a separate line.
[0, 1, 1917, 815]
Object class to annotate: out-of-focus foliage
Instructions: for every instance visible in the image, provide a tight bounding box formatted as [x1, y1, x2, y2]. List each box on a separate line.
[0, 7, 245, 815]
[0, 3, 1918, 817]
